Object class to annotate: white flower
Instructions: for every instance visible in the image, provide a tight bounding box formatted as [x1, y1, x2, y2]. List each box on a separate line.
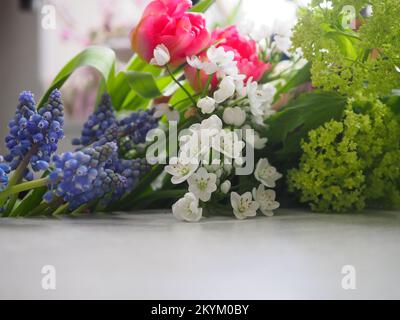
[212, 130, 245, 160]
[247, 79, 276, 117]
[165, 157, 198, 184]
[203, 163, 221, 173]
[150, 44, 170, 66]
[186, 55, 203, 69]
[206, 46, 238, 77]
[153, 103, 180, 122]
[261, 83, 277, 104]
[223, 107, 246, 127]
[242, 125, 268, 150]
[254, 134, 268, 150]
[179, 134, 203, 163]
[220, 180, 231, 194]
[187, 46, 239, 78]
[214, 76, 236, 103]
[199, 115, 223, 133]
[253, 185, 280, 217]
[197, 97, 216, 114]
[274, 35, 292, 54]
[254, 158, 282, 188]
[238, 20, 271, 42]
[230, 192, 259, 220]
[179, 116, 223, 162]
[187, 167, 217, 202]
[172, 193, 203, 222]
[235, 76, 247, 97]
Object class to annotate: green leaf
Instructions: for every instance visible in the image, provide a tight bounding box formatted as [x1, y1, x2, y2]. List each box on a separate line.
[275, 63, 311, 96]
[170, 81, 195, 107]
[190, 0, 215, 13]
[123, 71, 163, 99]
[38, 46, 116, 108]
[11, 187, 47, 217]
[326, 32, 358, 60]
[265, 91, 347, 158]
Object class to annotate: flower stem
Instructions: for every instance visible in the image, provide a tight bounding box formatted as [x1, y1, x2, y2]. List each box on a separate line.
[166, 65, 197, 106]
[25, 202, 51, 217]
[52, 202, 69, 216]
[201, 75, 214, 98]
[0, 178, 48, 204]
[0, 146, 39, 215]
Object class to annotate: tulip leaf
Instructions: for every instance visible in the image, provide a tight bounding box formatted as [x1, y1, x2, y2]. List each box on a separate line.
[11, 187, 47, 217]
[38, 46, 116, 109]
[122, 71, 163, 99]
[264, 91, 347, 159]
[190, 0, 215, 13]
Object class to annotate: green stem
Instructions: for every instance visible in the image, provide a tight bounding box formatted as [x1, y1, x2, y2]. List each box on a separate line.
[201, 75, 213, 98]
[166, 65, 197, 106]
[0, 178, 48, 203]
[26, 202, 51, 217]
[70, 202, 94, 216]
[172, 94, 201, 109]
[52, 202, 69, 216]
[1, 147, 38, 215]
[224, 97, 247, 108]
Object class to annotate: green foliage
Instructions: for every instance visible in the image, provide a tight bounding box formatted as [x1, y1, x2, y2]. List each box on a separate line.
[264, 91, 347, 161]
[38, 46, 116, 108]
[190, 0, 215, 13]
[288, 99, 400, 212]
[292, 0, 400, 98]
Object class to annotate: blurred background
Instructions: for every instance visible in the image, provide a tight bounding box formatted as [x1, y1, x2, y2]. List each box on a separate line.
[0, 0, 310, 154]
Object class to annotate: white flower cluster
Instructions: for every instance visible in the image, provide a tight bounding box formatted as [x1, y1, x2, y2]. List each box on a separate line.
[238, 20, 293, 55]
[164, 46, 282, 222]
[189, 45, 277, 127]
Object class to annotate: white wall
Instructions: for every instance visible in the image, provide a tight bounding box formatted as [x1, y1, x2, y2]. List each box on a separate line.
[0, 0, 42, 154]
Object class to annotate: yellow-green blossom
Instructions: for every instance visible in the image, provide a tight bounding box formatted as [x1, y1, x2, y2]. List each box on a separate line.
[288, 99, 400, 212]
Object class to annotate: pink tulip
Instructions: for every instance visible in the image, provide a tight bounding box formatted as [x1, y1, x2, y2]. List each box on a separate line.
[185, 26, 271, 92]
[130, 0, 210, 68]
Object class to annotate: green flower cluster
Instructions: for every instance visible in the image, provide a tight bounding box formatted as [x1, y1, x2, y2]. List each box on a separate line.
[288, 99, 400, 212]
[292, 0, 400, 98]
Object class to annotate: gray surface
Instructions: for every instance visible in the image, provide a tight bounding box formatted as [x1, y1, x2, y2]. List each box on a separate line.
[0, 209, 399, 300]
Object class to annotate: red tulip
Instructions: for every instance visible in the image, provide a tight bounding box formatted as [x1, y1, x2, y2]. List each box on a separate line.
[130, 0, 210, 68]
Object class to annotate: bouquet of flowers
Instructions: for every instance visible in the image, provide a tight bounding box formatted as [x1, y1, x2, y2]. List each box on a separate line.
[0, 0, 398, 220]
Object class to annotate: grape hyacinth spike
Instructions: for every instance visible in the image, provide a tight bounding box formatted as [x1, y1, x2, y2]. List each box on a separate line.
[4, 89, 64, 179]
[72, 93, 117, 147]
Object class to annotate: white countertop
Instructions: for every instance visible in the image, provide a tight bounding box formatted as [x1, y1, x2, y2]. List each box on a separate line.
[0, 209, 399, 299]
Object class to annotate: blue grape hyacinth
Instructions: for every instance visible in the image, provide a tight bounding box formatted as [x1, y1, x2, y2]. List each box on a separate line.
[44, 142, 148, 210]
[72, 93, 117, 147]
[0, 156, 10, 192]
[73, 93, 158, 151]
[4, 90, 64, 179]
[44, 142, 151, 210]
[112, 158, 151, 194]
[119, 109, 158, 145]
